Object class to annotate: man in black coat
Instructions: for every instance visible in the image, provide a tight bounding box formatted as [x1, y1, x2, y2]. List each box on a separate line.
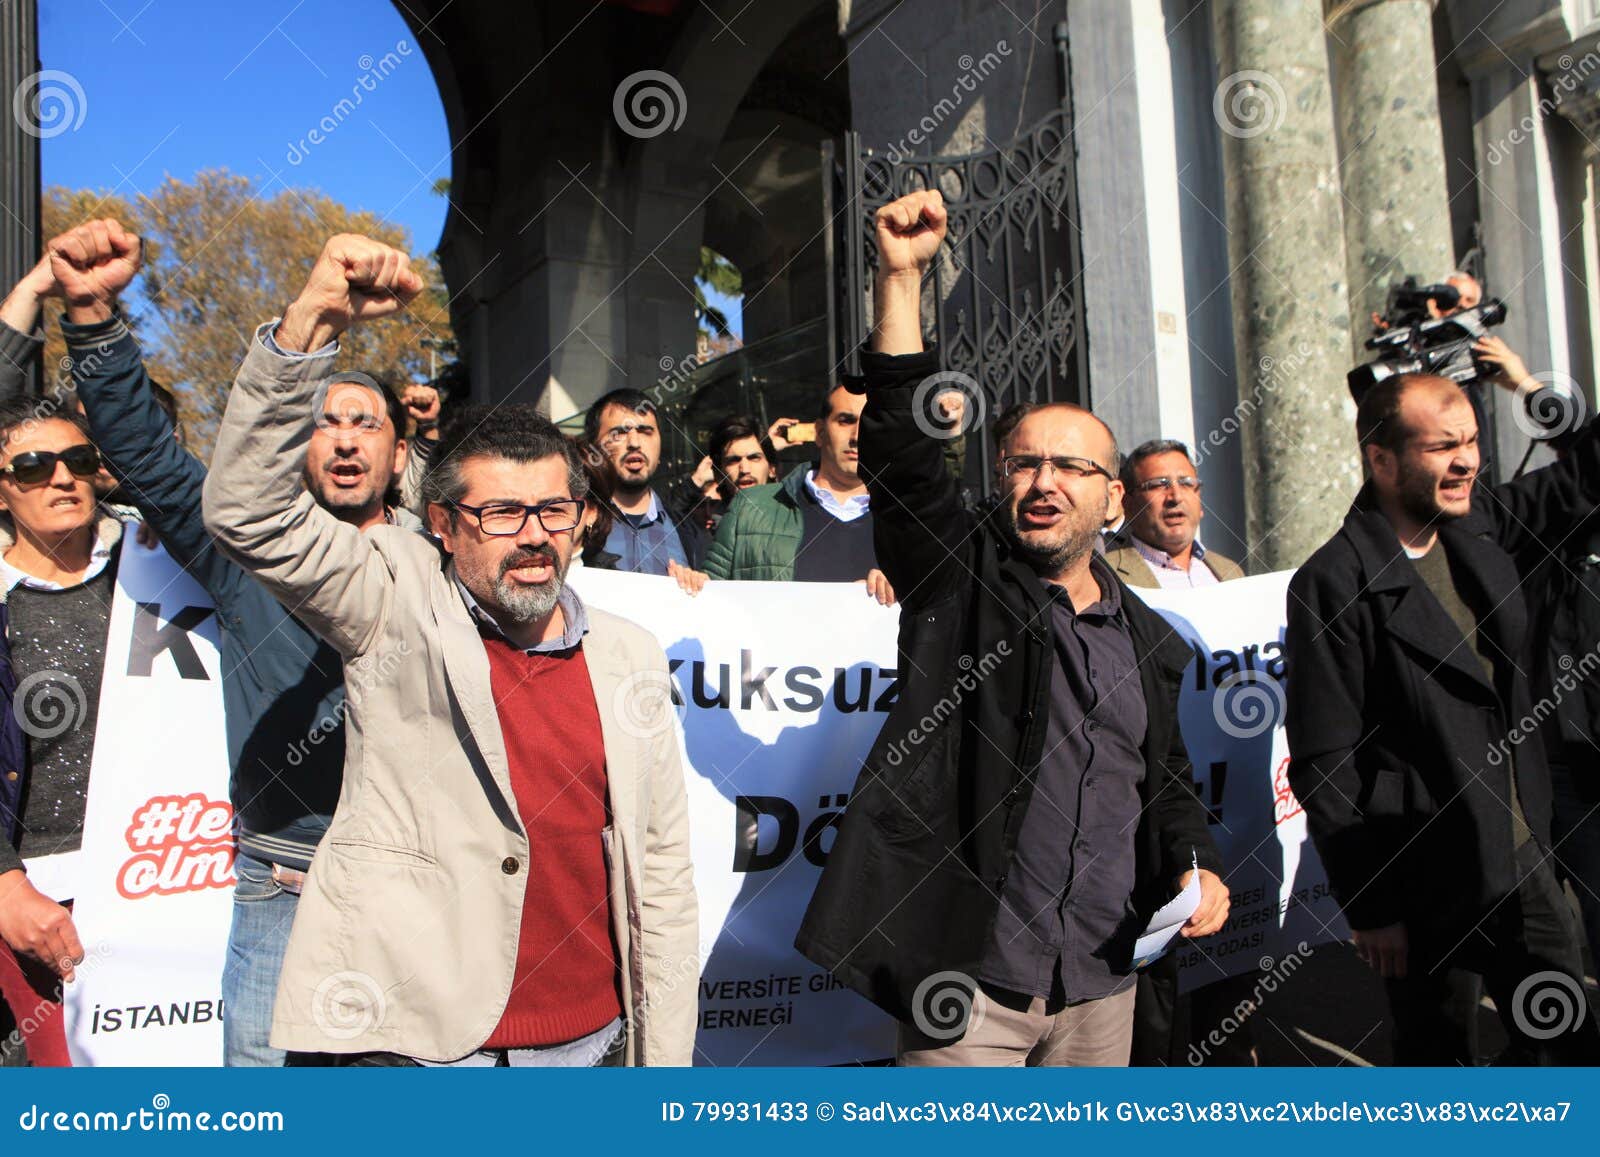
[795, 189, 1228, 1066]
[1287, 371, 1600, 1064]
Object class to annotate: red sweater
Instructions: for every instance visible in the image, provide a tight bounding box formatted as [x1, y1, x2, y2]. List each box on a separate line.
[481, 636, 623, 1049]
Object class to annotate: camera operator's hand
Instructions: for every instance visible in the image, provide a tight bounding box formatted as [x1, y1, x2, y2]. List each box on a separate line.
[1474, 335, 1535, 392]
[48, 218, 142, 326]
[872, 190, 946, 356]
[278, 235, 423, 353]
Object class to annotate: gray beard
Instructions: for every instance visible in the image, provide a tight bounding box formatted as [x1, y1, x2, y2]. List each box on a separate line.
[490, 567, 564, 624]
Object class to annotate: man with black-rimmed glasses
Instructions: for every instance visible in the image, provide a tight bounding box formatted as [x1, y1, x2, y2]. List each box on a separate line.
[203, 233, 698, 1067]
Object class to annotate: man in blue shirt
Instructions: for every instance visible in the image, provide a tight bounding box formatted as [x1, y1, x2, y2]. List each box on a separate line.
[583, 389, 704, 576]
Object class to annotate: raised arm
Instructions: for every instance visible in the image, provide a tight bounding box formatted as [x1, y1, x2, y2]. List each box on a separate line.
[46, 219, 235, 594]
[859, 189, 973, 610]
[397, 383, 441, 516]
[0, 255, 58, 399]
[202, 234, 424, 658]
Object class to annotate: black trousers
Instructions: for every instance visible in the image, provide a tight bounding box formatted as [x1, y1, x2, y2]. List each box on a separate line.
[1386, 841, 1600, 1065]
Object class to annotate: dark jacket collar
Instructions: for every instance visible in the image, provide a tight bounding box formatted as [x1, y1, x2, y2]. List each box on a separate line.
[981, 505, 1189, 679]
[1339, 483, 1518, 696]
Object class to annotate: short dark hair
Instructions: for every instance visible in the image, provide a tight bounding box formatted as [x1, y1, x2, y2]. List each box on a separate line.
[0, 397, 92, 455]
[708, 414, 776, 503]
[709, 414, 773, 469]
[818, 384, 853, 424]
[584, 388, 657, 444]
[1119, 438, 1195, 489]
[1355, 372, 1467, 458]
[421, 404, 590, 514]
[993, 402, 1122, 476]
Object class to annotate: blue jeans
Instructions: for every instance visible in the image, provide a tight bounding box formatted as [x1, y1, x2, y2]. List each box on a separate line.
[222, 852, 300, 1066]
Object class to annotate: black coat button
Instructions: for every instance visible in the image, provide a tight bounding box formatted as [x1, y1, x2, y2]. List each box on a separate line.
[501, 857, 520, 875]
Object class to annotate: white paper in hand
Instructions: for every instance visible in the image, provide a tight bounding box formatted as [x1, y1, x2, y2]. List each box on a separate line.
[1132, 852, 1202, 969]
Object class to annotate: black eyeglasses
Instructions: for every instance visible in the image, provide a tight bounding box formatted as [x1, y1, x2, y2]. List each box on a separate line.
[1001, 454, 1113, 483]
[0, 445, 102, 485]
[451, 499, 586, 536]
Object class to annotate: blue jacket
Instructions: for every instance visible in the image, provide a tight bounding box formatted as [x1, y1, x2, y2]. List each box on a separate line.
[63, 315, 421, 871]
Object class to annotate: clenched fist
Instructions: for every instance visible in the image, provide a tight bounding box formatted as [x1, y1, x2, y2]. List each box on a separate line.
[278, 234, 424, 353]
[401, 383, 441, 433]
[871, 190, 946, 356]
[48, 218, 143, 325]
[875, 189, 946, 278]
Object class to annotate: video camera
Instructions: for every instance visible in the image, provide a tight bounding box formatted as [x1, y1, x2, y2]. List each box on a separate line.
[1346, 277, 1507, 404]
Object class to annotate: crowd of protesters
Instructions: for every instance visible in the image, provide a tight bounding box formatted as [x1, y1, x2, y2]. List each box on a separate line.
[0, 190, 1596, 1069]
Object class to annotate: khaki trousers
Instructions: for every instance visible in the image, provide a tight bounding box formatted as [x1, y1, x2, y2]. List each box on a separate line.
[897, 983, 1136, 1067]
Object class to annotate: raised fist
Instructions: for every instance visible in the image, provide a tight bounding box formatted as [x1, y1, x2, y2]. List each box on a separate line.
[874, 189, 946, 277]
[401, 383, 441, 430]
[279, 234, 423, 352]
[47, 218, 142, 323]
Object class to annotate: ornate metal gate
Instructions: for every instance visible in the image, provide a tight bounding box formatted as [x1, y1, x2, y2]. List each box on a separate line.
[837, 23, 1089, 495]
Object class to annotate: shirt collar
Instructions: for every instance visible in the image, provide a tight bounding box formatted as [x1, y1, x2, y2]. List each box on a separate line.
[0, 538, 114, 593]
[451, 565, 590, 654]
[804, 470, 871, 522]
[1131, 533, 1206, 571]
[624, 490, 667, 527]
[1044, 554, 1124, 619]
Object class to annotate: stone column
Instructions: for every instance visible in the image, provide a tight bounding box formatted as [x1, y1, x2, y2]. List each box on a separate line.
[1330, 0, 1455, 357]
[1211, 0, 1359, 571]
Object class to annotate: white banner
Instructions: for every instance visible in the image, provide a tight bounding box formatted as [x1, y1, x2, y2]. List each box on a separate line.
[29, 556, 1343, 1066]
[1132, 572, 1348, 990]
[570, 568, 901, 1066]
[62, 525, 234, 1065]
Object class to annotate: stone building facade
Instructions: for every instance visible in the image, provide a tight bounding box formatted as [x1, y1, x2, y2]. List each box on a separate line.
[7, 0, 1596, 568]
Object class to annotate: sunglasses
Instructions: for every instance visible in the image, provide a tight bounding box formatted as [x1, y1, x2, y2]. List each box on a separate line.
[0, 445, 103, 485]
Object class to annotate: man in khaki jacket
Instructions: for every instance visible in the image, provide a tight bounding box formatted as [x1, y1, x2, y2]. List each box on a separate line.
[1103, 439, 1245, 589]
[202, 234, 698, 1067]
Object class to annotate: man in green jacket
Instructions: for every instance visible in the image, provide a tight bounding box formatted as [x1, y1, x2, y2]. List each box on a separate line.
[703, 384, 897, 604]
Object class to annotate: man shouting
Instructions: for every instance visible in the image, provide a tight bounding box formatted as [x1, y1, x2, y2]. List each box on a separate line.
[203, 234, 698, 1066]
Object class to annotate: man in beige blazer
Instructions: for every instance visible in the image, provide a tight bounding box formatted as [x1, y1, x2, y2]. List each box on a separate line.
[202, 234, 698, 1067]
[1102, 439, 1245, 590]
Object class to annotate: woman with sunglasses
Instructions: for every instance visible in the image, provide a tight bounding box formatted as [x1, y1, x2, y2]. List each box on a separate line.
[0, 399, 125, 1064]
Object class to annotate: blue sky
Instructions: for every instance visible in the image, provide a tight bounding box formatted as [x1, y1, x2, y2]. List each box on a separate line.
[38, 0, 742, 338]
[42, 0, 453, 255]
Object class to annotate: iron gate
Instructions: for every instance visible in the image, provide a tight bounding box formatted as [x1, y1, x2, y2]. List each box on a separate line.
[837, 22, 1089, 495]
